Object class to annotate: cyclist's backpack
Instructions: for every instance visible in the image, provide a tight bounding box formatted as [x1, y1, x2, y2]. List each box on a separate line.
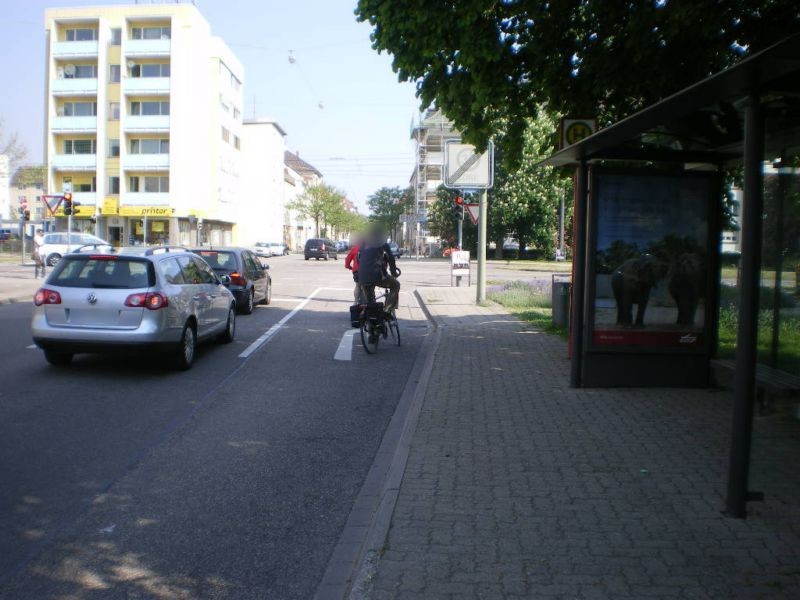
[357, 245, 386, 285]
[349, 303, 365, 328]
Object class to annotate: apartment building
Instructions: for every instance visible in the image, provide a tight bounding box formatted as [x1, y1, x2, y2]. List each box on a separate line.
[44, 2, 244, 247]
[284, 151, 323, 252]
[409, 108, 460, 247]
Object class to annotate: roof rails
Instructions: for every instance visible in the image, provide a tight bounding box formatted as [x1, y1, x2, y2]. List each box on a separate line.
[144, 246, 189, 256]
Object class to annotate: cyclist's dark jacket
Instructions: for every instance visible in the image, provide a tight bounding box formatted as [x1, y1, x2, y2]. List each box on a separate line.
[358, 243, 397, 285]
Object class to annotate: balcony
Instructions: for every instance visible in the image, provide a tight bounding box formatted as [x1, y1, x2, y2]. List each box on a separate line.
[123, 77, 170, 96]
[122, 154, 170, 170]
[124, 115, 170, 132]
[125, 39, 171, 58]
[121, 192, 170, 206]
[51, 154, 96, 171]
[51, 78, 98, 96]
[425, 151, 444, 166]
[51, 116, 97, 133]
[52, 41, 98, 59]
[71, 192, 97, 206]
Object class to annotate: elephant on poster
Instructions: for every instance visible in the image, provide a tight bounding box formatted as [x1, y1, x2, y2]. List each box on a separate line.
[611, 255, 670, 327]
[668, 253, 705, 325]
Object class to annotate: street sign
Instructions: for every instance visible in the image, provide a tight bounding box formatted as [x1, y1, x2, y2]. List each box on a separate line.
[444, 141, 494, 189]
[559, 118, 597, 149]
[450, 250, 471, 286]
[465, 204, 479, 225]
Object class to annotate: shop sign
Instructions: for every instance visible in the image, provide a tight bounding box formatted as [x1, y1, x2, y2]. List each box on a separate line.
[118, 206, 175, 217]
[102, 197, 119, 216]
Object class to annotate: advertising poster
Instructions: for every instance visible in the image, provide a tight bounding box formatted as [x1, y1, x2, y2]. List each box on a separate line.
[592, 172, 713, 348]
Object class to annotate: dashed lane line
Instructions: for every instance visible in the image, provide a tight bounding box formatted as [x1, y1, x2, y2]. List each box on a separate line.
[334, 329, 357, 361]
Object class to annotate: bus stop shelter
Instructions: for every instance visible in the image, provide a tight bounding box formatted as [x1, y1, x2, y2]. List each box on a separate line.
[541, 34, 800, 517]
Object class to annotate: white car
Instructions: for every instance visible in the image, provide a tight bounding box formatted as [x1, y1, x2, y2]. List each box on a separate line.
[252, 242, 275, 257]
[40, 232, 109, 267]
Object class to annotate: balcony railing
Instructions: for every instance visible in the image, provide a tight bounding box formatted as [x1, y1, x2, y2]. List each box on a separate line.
[51, 116, 97, 133]
[53, 41, 98, 58]
[124, 115, 170, 132]
[125, 39, 171, 57]
[122, 154, 170, 170]
[51, 154, 96, 171]
[123, 77, 170, 96]
[51, 78, 98, 96]
[121, 192, 170, 206]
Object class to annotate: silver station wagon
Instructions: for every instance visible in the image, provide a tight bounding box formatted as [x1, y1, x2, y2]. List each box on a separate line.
[31, 246, 236, 370]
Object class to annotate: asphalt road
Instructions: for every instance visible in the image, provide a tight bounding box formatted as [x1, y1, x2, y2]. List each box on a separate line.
[0, 254, 432, 599]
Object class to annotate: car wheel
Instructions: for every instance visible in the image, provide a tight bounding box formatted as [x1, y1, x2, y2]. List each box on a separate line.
[44, 350, 73, 366]
[46, 253, 61, 267]
[173, 322, 196, 370]
[305, 256, 309, 260]
[262, 280, 272, 305]
[217, 305, 236, 343]
[333, 253, 338, 260]
[241, 289, 254, 315]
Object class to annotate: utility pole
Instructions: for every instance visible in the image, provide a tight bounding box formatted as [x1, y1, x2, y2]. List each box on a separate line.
[476, 189, 487, 303]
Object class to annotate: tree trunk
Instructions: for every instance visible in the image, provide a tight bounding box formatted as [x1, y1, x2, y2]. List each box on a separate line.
[494, 237, 503, 259]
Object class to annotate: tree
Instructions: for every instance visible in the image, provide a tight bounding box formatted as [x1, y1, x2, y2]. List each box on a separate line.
[0, 117, 27, 167]
[356, 0, 800, 164]
[11, 165, 45, 188]
[287, 183, 347, 237]
[367, 186, 413, 240]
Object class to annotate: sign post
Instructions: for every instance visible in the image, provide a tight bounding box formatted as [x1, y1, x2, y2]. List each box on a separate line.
[444, 141, 494, 303]
[450, 250, 471, 287]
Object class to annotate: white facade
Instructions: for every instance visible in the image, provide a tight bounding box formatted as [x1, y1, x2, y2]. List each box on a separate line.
[44, 3, 244, 246]
[240, 120, 288, 246]
[0, 156, 9, 220]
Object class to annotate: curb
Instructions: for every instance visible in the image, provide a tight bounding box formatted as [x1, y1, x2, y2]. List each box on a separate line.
[0, 296, 34, 306]
[315, 292, 440, 600]
[413, 288, 437, 329]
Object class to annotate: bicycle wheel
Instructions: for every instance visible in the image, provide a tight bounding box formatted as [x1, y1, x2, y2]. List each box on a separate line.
[388, 311, 401, 346]
[360, 320, 379, 354]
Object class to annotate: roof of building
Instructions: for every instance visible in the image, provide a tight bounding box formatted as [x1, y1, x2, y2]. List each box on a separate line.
[284, 151, 322, 178]
[243, 119, 287, 137]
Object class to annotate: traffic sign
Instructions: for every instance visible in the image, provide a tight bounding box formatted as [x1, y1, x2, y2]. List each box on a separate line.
[559, 118, 597, 149]
[444, 141, 494, 189]
[465, 203, 480, 225]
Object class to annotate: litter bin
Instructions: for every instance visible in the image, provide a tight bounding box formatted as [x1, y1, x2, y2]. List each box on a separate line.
[552, 274, 571, 329]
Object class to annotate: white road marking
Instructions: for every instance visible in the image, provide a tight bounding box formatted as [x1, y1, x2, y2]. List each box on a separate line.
[238, 287, 322, 358]
[334, 329, 357, 361]
[268, 298, 303, 303]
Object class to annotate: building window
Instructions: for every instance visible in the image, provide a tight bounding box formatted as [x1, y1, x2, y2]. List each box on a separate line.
[129, 175, 168, 193]
[108, 139, 120, 157]
[233, 136, 240, 150]
[129, 63, 170, 78]
[109, 64, 120, 83]
[130, 101, 170, 116]
[65, 28, 98, 42]
[63, 64, 97, 79]
[131, 26, 170, 40]
[110, 28, 121, 45]
[109, 176, 120, 194]
[129, 139, 169, 154]
[109, 102, 120, 120]
[63, 139, 96, 155]
[61, 101, 97, 117]
[75, 177, 96, 192]
[233, 107, 241, 120]
[221, 127, 230, 143]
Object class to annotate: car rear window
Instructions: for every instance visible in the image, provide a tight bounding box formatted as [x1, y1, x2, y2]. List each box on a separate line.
[193, 250, 237, 271]
[51, 256, 155, 288]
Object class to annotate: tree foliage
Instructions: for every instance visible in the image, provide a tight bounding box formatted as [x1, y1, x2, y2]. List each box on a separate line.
[356, 0, 800, 163]
[0, 117, 27, 167]
[11, 165, 45, 188]
[367, 186, 413, 239]
[287, 183, 359, 238]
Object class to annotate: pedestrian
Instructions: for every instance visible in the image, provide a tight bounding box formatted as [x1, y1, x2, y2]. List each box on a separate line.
[33, 229, 46, 279]
[345, 233, 366, 303]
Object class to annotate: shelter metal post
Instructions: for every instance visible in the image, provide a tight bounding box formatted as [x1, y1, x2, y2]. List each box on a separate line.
[726, 93, 764, 518]
[569, 159, 588, 387]
[770, 154, 787, 367]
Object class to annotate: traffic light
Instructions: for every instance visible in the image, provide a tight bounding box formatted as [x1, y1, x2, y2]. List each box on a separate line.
[63, 192, 73, 216]
[452, 196, 464, 220]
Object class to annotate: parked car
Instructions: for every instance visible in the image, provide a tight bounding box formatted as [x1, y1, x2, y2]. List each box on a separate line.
[304, 238, 338, 260]
[252, 242, 273, 257]
[270, 242, 289, 256]
[31, 246, 236, 370]
[190, 247, 271, 314]
[387, 242, 403, 259]
[40, 232, 109, 266]
[335, 240, 350, 252]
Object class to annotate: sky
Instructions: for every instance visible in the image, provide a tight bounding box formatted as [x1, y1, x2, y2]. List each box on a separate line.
[0, 0, 422, 213]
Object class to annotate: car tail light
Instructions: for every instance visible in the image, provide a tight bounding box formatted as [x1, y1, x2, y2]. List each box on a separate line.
[229, 272, 246, 286]
[320, 243, 326, 250]
[125, 292, 169, 310]
[34, 288, 61, 306]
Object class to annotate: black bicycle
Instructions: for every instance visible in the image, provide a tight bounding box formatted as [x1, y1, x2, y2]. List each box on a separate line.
[359, 278, 401, 355]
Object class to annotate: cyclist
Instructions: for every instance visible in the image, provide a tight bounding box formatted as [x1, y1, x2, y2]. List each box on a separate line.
[344, 233, 366, 303]
[358, 228, 400, 317]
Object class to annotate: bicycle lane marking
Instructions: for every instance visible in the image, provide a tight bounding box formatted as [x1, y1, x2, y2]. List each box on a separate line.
[334, 329, 357, 361]
[238, 287, 353, 359]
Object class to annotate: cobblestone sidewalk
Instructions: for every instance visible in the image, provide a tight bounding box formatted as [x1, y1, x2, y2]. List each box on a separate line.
[363, 287, 800, 599]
